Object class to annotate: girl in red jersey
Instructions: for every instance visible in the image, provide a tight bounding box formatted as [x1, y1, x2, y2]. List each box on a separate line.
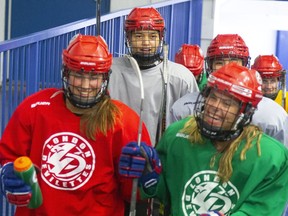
[0, 34, 151, 216]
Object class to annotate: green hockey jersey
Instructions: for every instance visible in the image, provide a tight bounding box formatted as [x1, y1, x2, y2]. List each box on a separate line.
[141, 117, 288, 216]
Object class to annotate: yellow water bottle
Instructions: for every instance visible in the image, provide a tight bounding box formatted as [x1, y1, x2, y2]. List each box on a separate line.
[13, 156, 43, 208]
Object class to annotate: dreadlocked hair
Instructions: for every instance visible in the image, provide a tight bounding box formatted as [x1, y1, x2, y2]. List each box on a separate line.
[180, 117, 263, 182]
[66, 95, 121, 140]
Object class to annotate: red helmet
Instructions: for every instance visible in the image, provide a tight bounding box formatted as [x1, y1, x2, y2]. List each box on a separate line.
[175, 44, 204, 77]
[207, 63, 263, 108]
[62, 34, 112, 108]
[251, 54, 285, 100]
[125, 7, 165, 37]
[251, 55, 283, 78]
[63, 34, 112, 72]
[125, 7, 165, 67]
[205, 34, 250, 74]
[195, 63, 263, 141]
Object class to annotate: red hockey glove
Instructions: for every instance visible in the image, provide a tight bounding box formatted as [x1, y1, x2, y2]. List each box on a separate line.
[0, 162, 32, 206]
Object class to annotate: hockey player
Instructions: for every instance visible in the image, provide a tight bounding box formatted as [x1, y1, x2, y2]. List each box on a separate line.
[204, 34, 250, 75]
[0, 34, 152, 216]
[108, 7, 198, 215]
[175, 44, 207, 91]
[119, 63, 288, 216]
[170, 34, 288, 147]
[108, 7, 199, 147]
[171, 34, 250, 121]
[251, 54, 288, 112]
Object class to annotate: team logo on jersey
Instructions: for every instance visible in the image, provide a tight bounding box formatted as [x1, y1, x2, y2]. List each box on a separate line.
[41, 132, 95, 190]
[182, 170, 239, 216]
[31, 101, 50, 108]
[176, 132, 189, 139]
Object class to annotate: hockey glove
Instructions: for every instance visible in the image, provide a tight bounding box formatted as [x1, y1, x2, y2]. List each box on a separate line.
[200, 211, 225, 216]
[0, 162, 32, 206]
[119, 142, 162, 190]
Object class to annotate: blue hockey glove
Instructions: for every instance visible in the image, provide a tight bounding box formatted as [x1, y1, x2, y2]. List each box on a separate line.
[200, 211, 224, 216]
[119, 142, 162, 189]
[119, 142, 147, 178]
[138, 142, 162, 189]
[0, 162, 32, 206]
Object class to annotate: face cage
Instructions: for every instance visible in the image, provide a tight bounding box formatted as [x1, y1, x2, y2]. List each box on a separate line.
[205, 55, 250, 75]
[62, 68, 111, 109]
[194, 87, 254, 141]
[262, 73, 285, 100]
[125, 30, 164, 68]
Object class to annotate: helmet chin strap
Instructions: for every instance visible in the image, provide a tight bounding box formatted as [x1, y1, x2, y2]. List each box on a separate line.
[264, 91, 279, 100]
[125, 38, 164, 69]
[132, 53, 162, 69]
[196, 100, 254, 142]
[200, 121, 242, 142]
[62, 70, 110, 109]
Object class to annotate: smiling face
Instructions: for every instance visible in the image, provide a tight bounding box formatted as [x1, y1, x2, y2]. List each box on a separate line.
[65, 70, 107, 107]
[203, 89, 241, 130]
[129, 30, 160, 56]
[261, 77, 279, 97]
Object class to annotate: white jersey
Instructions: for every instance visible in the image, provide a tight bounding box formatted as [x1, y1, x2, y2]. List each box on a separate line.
[170, 93, 288, 147]
[108, 57, 199, 146]
[252, 97, 288, 147]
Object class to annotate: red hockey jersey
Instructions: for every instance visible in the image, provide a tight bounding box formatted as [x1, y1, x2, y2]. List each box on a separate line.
[0, 88, 151, 216]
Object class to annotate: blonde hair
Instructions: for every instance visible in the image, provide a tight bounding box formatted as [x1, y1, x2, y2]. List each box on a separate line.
[181, 117, 262, 182]
[66, 95, 121, 140]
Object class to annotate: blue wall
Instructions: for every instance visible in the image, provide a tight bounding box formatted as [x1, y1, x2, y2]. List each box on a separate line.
[8, 0, 110, 39]
[276, 31, 288, 88]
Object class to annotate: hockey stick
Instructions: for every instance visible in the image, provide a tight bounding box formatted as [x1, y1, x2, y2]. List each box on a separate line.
[151, 43, 169, 216]
[161, 43, 169, 132]
[125, 55, 145, 216]
[155, 43, 169, 144]
[282, 69, 286, 110]
[96, 0, 101, 35]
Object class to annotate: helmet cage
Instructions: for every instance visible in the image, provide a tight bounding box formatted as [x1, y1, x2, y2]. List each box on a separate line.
[124, 7, 165, 68]
[205, 34, 250, 75]
[251, 55, 285, 99]
[261, 75, 284, 100]
[125, 30, 164, 68]
[194, 87, 255, 141]
[205, 54, 250, 75]
[61, 34, 112, 108]
[125, 29, 164, 68]
[194, 63, 263, 141]
[62, 67, 111, 109]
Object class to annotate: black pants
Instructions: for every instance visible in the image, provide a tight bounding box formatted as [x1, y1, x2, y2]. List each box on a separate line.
[124, 199, 169, 216]
[124, 201, 149, 216]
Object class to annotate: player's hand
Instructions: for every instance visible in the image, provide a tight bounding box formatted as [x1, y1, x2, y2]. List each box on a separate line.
[119, 142, 162, 189]
[200, 211, 224, 216]
[138, 142, 162, 189]
[0, 162, 32, 206]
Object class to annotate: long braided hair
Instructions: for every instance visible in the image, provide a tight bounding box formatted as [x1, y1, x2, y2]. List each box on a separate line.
[181, 116, 262, 182]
